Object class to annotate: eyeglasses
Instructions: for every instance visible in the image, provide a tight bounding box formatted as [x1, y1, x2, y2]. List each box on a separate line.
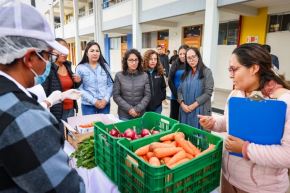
[37, 50, 58, 63]
[186, 55, 198, 61]
[127, 59, 139, 63]
[228, 66, 241, 74]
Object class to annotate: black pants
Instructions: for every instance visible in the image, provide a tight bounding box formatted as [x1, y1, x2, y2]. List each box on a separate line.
[170, 100, 179, 121]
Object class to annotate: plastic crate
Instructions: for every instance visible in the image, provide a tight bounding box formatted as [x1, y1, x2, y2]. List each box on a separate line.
[94, 112, 178, 183]
[117, 123, 223, 193]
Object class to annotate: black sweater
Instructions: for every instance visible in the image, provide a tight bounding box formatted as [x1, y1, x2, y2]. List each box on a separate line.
[42, 61, 81, 120]
[146, 70, 166, 111]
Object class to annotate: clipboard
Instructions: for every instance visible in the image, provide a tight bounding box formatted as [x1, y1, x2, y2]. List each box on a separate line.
[228, 97, 287, 157]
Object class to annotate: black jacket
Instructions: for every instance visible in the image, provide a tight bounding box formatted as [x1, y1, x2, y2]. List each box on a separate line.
[168, 59, 186, 99]
[146, 70, 166, 111]
[159, 54, 170, 77]
[42, 61, 81, 120]
[169, 54, 178, 64]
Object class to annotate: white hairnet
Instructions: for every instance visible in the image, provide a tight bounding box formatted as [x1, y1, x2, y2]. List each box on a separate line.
[0, 0, 68, 65]
[0, 36, 49, 65]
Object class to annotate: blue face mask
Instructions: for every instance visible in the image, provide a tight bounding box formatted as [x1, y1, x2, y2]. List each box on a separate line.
[30, 52, 51, 85]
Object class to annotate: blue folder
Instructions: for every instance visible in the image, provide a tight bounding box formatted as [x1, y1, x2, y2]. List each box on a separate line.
[228, 97, 287, 157]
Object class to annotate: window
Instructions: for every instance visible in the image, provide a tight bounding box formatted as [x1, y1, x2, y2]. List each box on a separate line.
[218, 21, 239, 45]
[110, 37, 120, 50]
[142, 31, 157, 48]
[158, 30, 169, 40]
[268, 13, 290, 32]
[183, 25, 201, 38]
[121, 36, 127, 44]
[79, 7, 86, 17]
[65, 13, 73, 24]
[89, 2, 94, 14]
[142, 32, 151, 48]
[183, 25, 202, 48]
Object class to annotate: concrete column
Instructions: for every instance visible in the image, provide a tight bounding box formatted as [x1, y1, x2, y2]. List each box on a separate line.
[93, 0, 104, 51]
[132, 0, 142, 50]
[73, 0, 81, 64]
[202, 0, 219, 69]
[59, 0, 65, 38]
[49, 5, 55, 36]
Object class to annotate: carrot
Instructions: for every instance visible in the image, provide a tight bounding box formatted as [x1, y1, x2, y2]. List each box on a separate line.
[168, 158, 190, 169]
[162, 157, 171, 164]
[149, 142, 174, 152]
[174, 132, 185, 141]
[186, 153, 194, 159]
[187, 141, 201, 155]
[167, 150, 187, 166]
[171, 141, 177, 147]
[154, 147, 183, 158]
[196, 144, 215, 157]
[146, 152, 154, 160]
[160, 133, 176, 141]
[142, 155, 149, 162]
[176, 138, 195, 156]
[135, 145, 150, 156]
[79, 122, 93, 128]
[162, 140, 172, 144]
[149, 157, 161, 166]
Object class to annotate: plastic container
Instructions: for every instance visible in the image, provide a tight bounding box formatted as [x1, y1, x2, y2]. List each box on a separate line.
[94, 112, 178, 183]
[117, 123, 223, 193]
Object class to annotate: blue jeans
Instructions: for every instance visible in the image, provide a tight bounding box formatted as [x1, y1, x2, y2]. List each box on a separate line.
[81, 103, 110, 115]
[154, 105, 162, 114]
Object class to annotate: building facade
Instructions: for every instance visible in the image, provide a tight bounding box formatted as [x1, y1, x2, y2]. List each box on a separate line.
[36, 0, 290, 91]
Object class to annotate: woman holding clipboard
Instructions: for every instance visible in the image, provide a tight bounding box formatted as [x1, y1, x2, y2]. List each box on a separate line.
[198, 43, 290, 193]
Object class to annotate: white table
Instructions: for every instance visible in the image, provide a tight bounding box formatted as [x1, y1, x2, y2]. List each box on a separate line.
[64, 140, 219, 193]
[64, 141, 120, 193]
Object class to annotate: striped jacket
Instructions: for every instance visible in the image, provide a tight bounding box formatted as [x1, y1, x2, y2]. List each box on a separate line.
[0, 75, 85, 193]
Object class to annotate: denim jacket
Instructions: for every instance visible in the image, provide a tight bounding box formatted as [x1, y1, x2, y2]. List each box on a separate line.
[76, 63, 113, 106]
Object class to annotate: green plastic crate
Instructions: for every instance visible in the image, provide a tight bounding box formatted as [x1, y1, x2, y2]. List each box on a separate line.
[94, 112, 178, 183]
[117, 123, 223, 193]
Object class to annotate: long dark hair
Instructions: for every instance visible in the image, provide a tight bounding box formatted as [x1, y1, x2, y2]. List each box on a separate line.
[78, 41, 113, 82]
[233, 43, 290, 90]
[177, 44, 189, 63]
[182, 47, 206, 81]
[122, 49, 143, 74]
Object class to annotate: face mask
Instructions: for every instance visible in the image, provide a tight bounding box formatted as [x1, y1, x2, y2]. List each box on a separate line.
[30, 52, 52, 85]
[51, 55, 58, 63]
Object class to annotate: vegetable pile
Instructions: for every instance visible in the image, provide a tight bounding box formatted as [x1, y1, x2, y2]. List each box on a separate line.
[109, 127, 159, 140]
[134, 132, 215, 169]
[70, 136, 95, 169]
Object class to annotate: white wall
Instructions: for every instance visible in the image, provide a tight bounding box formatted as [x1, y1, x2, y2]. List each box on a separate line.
[215, 45, 236, 90]
[103, 0, 132, 22]
[110, 36, 122, 74]
[266, 32, 290, 81]
[267, 3, 290, 14]
[79, 15, 94, 36]
[141, 0, 178, 11]
[62, 22, 75, 38]
[35, 0, 51, 14]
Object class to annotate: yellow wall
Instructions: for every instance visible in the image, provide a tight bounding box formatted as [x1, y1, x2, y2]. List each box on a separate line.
[240, 7, 268, 44]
